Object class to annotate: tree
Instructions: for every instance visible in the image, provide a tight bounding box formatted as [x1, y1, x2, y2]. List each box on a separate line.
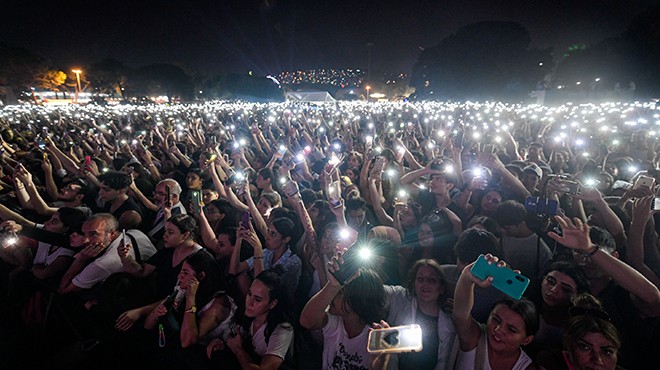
[411, 21, 551, 101]
[132, 64, 194, 102]
[88, 58, 131, 100]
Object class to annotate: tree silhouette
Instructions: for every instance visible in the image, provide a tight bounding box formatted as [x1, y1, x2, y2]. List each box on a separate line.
[411, 21, 551, 101]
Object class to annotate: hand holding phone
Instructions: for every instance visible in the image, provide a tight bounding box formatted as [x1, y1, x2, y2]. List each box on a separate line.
[241, 211, 251, 229]
[367, 324, 423, 353]
[329, 246, 370, 285]
[470, 254, 530, 300]
[190, 190, 203, 214]
[165, 185, 172, 208]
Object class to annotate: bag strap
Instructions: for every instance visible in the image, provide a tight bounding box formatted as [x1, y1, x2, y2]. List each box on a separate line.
[127, 232, 142, 264]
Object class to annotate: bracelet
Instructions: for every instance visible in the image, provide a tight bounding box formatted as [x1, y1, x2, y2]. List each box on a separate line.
[582, 245, 600, 258]
[254, 256, 264, 260]
[185, 306, 197, 313]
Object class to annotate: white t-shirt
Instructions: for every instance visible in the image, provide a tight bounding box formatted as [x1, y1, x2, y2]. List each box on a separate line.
[33, 241, 74, 266]
[322, 314, 371, 370]
[72, 229, 157, 289]
[455, 325, 533, 370]
[251, 321, 294, 360]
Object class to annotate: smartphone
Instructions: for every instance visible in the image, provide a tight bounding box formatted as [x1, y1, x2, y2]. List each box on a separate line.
[327, 180, 342, 208]
[367, 324, 423, 354]
[612, 180, 632, 190]
[552, 178, 581, 196]
[282, 179, 299, 198]
[241, 211, 251, 229]
[206, 153, 217, 164]
[190, 190, 203, 213]
[634, 175, 655, 189]
[84, 155, 92, 166]
[453, 131, 464, 147]
[37, 140, 47, 150]
[122, 229, 127, 247]
[330, 246, 367, 285]
[162, 289, 178, 311]
[470, 254, 530, 300]
[653, 197, 660, 211]
[278, 146, 287, 156]
[524, 196, 559, 216]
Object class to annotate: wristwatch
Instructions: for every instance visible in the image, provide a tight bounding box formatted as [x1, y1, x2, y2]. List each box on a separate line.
[185, 306, 197, 313]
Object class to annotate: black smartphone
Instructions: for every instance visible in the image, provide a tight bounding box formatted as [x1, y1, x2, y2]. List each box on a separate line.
[165, 185, 172, 207]
[241, 211, 251, 229]
[453, 131, 464, 147]
[191, 190, 203, 213]
[330, 246, 367, 285]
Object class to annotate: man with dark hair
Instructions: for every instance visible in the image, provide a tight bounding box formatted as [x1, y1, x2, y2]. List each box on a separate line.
[440, 228, 504, 322]
[345, 197, 373, 241]
[399, 163, 465, 220]
[549, 217, 660, 369]
[493, 200, 552, 279]
[201, 180, 219, 206]
[11, 162, 92, 217]
[256, 167, 275, 194]
[97, 171, 143, 230]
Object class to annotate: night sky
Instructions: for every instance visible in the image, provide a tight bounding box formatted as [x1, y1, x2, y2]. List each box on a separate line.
[2, 0, 657, 76]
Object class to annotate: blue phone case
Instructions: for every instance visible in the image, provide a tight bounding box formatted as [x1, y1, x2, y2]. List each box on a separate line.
[470, 254, 530, 300]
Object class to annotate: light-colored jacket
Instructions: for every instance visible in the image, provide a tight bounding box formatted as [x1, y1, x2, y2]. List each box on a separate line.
[384, 285, 456, 370]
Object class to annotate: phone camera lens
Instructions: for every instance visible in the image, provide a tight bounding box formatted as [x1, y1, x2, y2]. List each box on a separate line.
[506, 279, 513, 285]
[516, 276, 525, 282]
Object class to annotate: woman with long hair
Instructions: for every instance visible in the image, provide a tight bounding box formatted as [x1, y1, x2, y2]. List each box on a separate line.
[300, 260, 388, 370]
[384, 259, 456, 370]
[525, 260, 590, 359]
[141, 250, 236, 369]
[450, 254, 540, 370]
[118, 214, 203, 313]
[229, 217, 302, 298]
[206, 268, 294, 370]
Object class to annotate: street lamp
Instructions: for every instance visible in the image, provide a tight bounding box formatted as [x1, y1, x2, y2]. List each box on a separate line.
[72, 69, 82, 103]
[365, 85, 371, 102]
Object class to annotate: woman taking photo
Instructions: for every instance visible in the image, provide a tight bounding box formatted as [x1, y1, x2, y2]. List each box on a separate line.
[450, 254, 539, 370]
[206, 268, 294, 370]
[229, 217, 302, 298]
[300, 255, 388, 370]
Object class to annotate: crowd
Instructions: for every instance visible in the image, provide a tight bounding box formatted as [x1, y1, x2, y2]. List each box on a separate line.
[0, 100, 658, 370]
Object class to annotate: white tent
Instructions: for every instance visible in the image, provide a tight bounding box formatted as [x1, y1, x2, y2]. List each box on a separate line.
[285, 90, 336, 102]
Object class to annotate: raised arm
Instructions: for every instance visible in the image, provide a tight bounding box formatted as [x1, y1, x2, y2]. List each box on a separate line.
[548, 215, 660, 317]
[627, 196, 660, 289]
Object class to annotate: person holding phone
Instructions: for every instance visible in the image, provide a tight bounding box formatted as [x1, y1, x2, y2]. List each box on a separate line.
[449, 254, 539, 370]
[300, 252, 388, 370]
[206, 268, 294, 370]
[138, 250, 236, 368]
[228, 217, 302, 298]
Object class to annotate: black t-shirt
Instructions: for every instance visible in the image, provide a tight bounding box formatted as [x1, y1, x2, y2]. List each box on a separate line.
[146, 248, 184, 299]
[398, 308, 439, 370]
